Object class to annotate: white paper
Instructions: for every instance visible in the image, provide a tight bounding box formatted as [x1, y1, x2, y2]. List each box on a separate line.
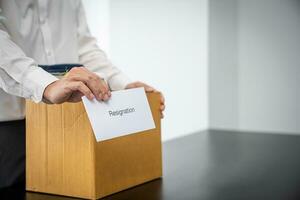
[82, 87, 156, 142]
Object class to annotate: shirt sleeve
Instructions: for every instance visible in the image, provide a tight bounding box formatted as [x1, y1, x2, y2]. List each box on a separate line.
[76, 1, 132, 91]
[0, 27, 58, 103]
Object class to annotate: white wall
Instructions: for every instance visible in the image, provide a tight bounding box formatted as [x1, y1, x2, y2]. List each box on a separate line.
[209, 0, 239, 129]
[110, 0, 209, 141]
[83, 0, 209, 141]
[83, 0, 300, 137]
[209, 0, 300, 134]
[238, 0, 300, 133]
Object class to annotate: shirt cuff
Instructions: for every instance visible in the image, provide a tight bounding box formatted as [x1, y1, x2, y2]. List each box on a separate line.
[24, 67, 58, 103]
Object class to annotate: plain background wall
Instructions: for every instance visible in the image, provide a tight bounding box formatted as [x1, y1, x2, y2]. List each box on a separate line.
[83, 0, 300, 139]
[83, 0, 209, 141]
[109, 0, 209, 141]
[209, 0, 300, 134]
[238, 0, 300, 133]
[209, 0, 239, 129]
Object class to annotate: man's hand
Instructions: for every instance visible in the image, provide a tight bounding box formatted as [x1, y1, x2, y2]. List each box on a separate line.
[43, 67, 111, 104]
[125, 81, 165, 118]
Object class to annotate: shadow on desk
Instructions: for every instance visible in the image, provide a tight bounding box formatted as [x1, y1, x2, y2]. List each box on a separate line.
[24, 179, 162, 200]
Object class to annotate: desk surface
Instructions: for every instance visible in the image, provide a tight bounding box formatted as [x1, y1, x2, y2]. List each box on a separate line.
[2, 130, 300, 200]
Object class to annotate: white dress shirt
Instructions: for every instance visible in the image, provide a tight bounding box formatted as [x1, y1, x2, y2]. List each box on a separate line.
[0, 0, 131, 122]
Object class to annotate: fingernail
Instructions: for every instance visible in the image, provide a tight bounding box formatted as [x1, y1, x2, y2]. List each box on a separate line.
[108, 91, 112, 97]
[103, 94, 109, 101]
[97, 93, 103, 101]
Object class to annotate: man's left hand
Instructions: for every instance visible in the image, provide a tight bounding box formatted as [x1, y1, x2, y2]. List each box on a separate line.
[125, 81, 165, 118]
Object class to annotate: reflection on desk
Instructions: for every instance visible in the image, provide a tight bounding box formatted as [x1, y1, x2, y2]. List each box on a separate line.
[1, 130, 300, 200]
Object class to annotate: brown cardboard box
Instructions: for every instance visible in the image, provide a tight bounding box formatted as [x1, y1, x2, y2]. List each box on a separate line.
[26, 93, 162, 199]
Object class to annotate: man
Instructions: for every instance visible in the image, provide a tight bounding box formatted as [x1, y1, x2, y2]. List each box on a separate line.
[0, 0, 165, 188]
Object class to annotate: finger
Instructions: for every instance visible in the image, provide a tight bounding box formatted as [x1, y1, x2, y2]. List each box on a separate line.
[160, 93, 165, 104]
[138, 82, 155, 92]
[71, 75, 104, 100]
[67, 67, 92, 85]
[81, 68, 110, 94]
[153, 91, 165, 105]
[102, 93, 110, 101]
[95, 78, 110, 101]
[127, 82, 154, 92]
[68, 68, 109, 100]
[68, 81, 94, 100]
[99, 78, 110, 94]
[68, 92, 85, 103]
[64, 66, 83, 78]
[144, 86, 155, 92]
[135, 82, 155, 92]
[81, 68, 110, 95]
[160, 104, 165, 111]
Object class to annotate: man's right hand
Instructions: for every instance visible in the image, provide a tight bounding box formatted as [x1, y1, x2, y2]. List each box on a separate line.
[43, 66, 111, 104]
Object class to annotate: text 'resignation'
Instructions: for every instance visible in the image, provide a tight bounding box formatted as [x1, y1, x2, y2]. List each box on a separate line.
[108, 108, 136, 117]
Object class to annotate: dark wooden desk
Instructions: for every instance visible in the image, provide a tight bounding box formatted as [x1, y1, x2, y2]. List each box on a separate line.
[2, 130, 300, 200]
